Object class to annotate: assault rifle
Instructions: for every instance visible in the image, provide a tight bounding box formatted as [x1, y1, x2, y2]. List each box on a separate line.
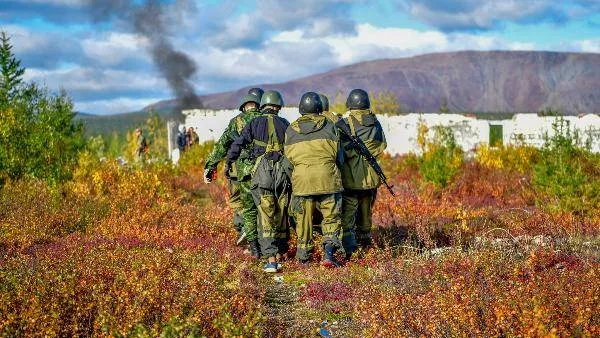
[335, 120, 395, 196]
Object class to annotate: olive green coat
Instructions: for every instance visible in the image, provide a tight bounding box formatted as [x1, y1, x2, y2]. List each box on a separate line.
[341, 109, 387, 190]
[284, 114, 343, 196]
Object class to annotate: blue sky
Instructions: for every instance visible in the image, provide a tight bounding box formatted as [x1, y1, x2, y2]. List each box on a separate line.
[1, 0, 599, 114]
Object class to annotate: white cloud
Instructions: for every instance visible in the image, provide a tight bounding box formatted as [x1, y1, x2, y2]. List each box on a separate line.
[271, 24, 538, 66]
[81, 32, 150, 66]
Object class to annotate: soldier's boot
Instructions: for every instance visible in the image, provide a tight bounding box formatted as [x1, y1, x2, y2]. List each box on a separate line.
[322, 244, 340, 268]
[249, 240, 261, 259]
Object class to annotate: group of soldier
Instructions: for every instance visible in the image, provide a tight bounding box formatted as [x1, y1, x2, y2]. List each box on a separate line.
[204, 88, 386, 273]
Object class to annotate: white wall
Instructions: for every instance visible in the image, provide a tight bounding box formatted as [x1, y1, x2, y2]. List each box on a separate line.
[175, 109, 600, 159]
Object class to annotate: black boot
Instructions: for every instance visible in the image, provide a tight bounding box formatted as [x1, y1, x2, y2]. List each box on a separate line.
[322, 244, 340, 268]
[249, 240, 261, 259]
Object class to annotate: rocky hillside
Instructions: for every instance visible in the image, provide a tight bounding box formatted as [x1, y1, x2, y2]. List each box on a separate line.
[145, 51, 600, 114]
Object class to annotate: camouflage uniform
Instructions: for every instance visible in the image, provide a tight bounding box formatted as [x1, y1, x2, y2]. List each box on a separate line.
[285, 93, 344, 263]
[340, 89, 387, 253]
[205, 107, 262, 235]
[228, 108, 290, 259]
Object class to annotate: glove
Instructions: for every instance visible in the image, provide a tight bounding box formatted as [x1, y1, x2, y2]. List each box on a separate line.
[204, 168, 216, 183]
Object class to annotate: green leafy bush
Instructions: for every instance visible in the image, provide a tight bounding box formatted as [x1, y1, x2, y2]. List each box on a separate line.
[532, 117, 600, 214]
[417, 122, 464, 188]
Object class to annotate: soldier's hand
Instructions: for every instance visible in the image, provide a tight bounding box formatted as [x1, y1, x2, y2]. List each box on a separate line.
[204, 168, 216, 184]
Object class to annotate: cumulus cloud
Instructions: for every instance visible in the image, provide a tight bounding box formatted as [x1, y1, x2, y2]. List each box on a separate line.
[81, 32, 151, 67]
[209, 0, 357, 49]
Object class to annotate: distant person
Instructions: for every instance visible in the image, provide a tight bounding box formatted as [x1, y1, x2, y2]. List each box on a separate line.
[185, 127, 193, 150]
[190, 127, 199, 145]
[177, 125, 187, 153]
[284, 92, 344, 267]
[134, 128, 148, 164]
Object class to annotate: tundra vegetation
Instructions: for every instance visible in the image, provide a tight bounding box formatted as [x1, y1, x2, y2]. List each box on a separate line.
[1, 34, 599, 337]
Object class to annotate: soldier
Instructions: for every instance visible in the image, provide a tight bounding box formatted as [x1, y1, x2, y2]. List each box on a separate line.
[319, 93, 342, 123]
[284, 92, 344, 267]
[189, 127, 199, 145]
[204, 92, 263, 252]
[339, 89, 387, 257]
[134, 128, 147, 164]
[227, 90, 290, 273]
[177, 125, 187, 153]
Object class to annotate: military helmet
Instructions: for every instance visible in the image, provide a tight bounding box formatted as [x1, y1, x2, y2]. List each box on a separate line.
[346, 88, 370, 110]
[260, 90, 284, 109]
[247, 87, 264, 101]
[239, 94, 260, 111]
[299, 92, 323, 115]
[318, 93, 330, 111]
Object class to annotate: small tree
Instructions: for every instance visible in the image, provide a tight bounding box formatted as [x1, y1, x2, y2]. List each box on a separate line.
[0, 32, 85, 185]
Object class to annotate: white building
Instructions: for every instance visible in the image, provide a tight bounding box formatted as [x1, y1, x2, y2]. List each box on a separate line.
[168, 109, 600, 162]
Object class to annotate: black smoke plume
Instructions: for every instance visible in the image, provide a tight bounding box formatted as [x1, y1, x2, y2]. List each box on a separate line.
[86, 0, 202, 111]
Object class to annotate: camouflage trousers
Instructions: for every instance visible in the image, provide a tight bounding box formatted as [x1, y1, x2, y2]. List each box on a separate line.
[228, 180, 244, 233]
[237, 179, 258, 242]
[251, 187, 289, 258]
[289, 193, 342, 261]
[341, 189, 377, 254]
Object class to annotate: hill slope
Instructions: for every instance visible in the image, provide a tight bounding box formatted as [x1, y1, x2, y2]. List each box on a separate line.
[146, 51, 600, 114]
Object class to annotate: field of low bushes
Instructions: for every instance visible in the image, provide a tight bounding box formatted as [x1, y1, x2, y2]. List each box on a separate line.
[1, 119, 599, 337]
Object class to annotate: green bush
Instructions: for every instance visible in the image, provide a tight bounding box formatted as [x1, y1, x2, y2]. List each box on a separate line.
[418, 123, 464, 189]
[532, 117, 600, 214]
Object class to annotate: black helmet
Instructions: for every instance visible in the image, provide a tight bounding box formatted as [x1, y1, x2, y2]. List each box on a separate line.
[299, 92, 323, 115]
[248, 87, 264, 101]
[346, 89, 370, 110]
[239, 94, 260, 111]
[260, 90, 284, 109]
[318, 93, 330, 111]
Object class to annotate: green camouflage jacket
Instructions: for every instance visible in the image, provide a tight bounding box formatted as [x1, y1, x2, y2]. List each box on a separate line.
[205, 108, 262, 179]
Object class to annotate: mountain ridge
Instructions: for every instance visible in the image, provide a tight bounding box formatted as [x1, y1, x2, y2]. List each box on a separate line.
[143, 50, 600, 114]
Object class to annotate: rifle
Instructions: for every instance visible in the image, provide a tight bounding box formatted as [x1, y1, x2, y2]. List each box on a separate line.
[335, 119, 395, 196]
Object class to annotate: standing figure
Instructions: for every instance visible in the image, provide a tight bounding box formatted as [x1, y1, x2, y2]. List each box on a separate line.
[134, 128, 148, 164]
[204, 92, 264, 251]
[177, 125, 187, 153]
[284, 92, 344, 267]
[227, 90, 290, 273]
[189, 127, 199, 145]
[339, 89, 387, 257]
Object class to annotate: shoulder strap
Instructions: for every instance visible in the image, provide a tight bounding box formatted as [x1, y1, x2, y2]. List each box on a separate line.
[348, 115, 357, 136]
[253, 115, 283, 153]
